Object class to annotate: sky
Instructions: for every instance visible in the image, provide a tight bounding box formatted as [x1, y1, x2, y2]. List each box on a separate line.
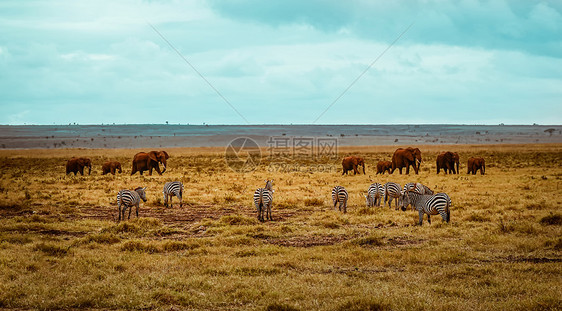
[0, 0, 561, 125]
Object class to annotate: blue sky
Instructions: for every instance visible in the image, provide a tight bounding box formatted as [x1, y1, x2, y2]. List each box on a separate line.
[0, 0, 561, 125]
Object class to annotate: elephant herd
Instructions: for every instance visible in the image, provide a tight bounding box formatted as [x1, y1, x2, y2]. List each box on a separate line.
[342, 147, 485, 176]
[65, 150, 170, 176]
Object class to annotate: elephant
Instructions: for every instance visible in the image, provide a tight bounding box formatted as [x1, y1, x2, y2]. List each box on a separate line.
[342, 156, 365, 175]
[436, 151, 456, 174]
[102, 161, 122, 175]
[467, 157, 485, 175]
[390, 147, 422, 174]
[376, 161, 392, 174]
[66, 157, 92, 175]
[452, 152, 460, 174]
[131, 151, 169, 175]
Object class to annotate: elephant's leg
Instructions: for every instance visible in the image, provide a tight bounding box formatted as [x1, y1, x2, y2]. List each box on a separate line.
[399, 167, 403, 174]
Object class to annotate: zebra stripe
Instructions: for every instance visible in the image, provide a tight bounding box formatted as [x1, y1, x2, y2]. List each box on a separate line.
[254, 180, 274, 221]
[163, 181, 184, 208]
[366, 183, 384, 207]
[332, 186, 348, 213]
[117, 187, 147, 222]
[399, 191, 451, 225]
[402, 182, 433, 195]
[384, 182, 401, 210]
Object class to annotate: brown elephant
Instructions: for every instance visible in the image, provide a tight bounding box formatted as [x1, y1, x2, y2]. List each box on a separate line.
[66, 157, 92, 175]
[342, 156, 365, 175]
[102, 161, 122, 175]
[391, 147, 422, 174]
[452, 152, 460, 174]
[131, 151, 169, 175]
[436, 151, 456, 174]
[467, 157, 485, 175]
[376, 161, 392, 174]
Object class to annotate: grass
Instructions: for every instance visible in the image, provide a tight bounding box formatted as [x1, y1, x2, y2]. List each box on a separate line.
[0, 144, 560, 310]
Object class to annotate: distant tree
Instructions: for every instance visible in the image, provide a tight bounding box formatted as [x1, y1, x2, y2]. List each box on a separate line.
[544, 128, 556, 136]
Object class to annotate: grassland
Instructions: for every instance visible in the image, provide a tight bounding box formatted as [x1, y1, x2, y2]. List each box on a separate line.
[0, 144, 561, 310]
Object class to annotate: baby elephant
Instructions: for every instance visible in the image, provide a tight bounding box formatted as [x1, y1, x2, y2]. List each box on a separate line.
[102, 161, 122, 175]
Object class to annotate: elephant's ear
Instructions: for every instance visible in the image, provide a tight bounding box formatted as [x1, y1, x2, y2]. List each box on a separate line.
[406, 152, 415, 161]
[161, 151, 169, 159]
[148, 151, 158, 162]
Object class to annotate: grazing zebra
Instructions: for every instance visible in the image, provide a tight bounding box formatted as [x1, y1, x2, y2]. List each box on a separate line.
[117, 187, 147, 222]
[332, 186, 348, 213]
[403, 182, 434, 195]
[253, 180, 274, 221]
[384, 182, 401, 210]
[366, 183, 384, 207]
[163, 181, 183, 208]
[399, 190, 451, 225]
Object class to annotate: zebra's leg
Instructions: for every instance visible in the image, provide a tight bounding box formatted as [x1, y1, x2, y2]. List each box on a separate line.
[164, 194, 168, 208]
[267, 203, 272, 221]
[418, 210, 424, 225]
[128, 205, 132, 220]
[136, 203, 139, 218]
[427, 214, 431, 224]
[394, 197, 398, 210]
[343, 200, 347, 213]
[179, 195, 182, 208]
[118, 203, 122, 222]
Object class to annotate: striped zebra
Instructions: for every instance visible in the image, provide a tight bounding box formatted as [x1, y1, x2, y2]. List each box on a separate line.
[332, 186, 348, 213]
[117, 187, 147, 222]
[163, 181, 183, 208]
[253, 180, 274, 221]
[403, 182, 434, 195]
[384, 182, 401, 210]
[366, 183, 384, 207]
[399, 190, 451, 225]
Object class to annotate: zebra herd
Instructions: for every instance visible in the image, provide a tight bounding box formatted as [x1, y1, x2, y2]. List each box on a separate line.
[117, 179, 451, 226]
[116, 181, 183, 222]
[334, 182, 452, 225]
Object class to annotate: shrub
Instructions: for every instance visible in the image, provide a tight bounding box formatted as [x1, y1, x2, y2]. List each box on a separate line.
[120, 240, 160, 253]
[34, 243, 68, 257]
[540, 213, 562, 226]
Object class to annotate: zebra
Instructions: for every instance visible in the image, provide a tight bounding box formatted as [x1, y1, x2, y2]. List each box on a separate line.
[163, 181, 183, 208]
[399, 190, 451, 225]
[384, 182, 401, 210]
[117, 187, 147, 222]
[403, 183, 434, 195]
[332, 186, 348, 213]
[365, 183, 384, 207]
[253, 180, 274, 221]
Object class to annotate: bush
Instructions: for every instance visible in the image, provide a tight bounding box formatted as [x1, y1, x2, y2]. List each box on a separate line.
[540, 213, 562, 226]
[34, 243, 68, 257]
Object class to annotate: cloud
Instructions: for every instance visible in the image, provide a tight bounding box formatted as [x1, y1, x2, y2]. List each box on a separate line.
[0, 0, 560, 125]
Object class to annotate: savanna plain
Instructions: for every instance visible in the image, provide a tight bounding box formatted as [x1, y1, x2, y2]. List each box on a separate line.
[0, 144, 561, 310]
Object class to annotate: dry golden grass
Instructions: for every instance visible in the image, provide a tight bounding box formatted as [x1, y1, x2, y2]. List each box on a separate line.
[0, 144, 561, 310]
